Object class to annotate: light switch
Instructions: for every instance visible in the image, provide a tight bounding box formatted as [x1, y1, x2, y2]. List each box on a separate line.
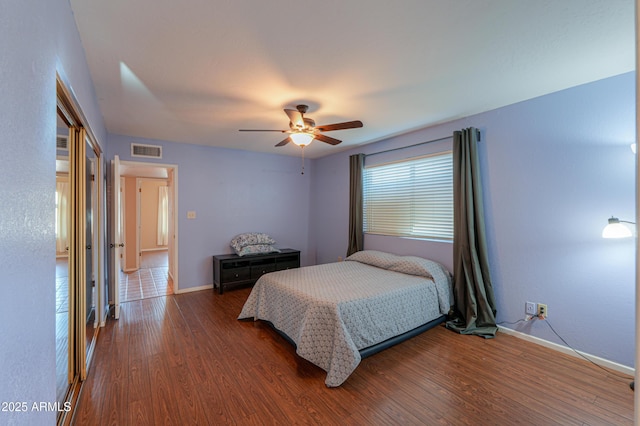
[187, 211, 196, 219]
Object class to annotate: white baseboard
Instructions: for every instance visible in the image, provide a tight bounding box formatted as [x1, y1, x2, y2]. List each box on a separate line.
[174, 284, 213, 295]
[498, 325, 634, 376]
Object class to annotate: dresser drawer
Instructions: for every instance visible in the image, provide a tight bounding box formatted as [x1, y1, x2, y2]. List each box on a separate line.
[276, 253, 300, 271]
[276, 260, 299, 271]
[213, 249, 300, 294]
[221, 267, 250, 282]
[251, 264, 276, 279]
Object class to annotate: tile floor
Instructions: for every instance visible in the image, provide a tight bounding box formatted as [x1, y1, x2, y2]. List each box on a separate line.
[56, 251, 172, 308]
[56, 258, 69, 314]
[119, 250, 172, 302]
[55, 257, 69, 405]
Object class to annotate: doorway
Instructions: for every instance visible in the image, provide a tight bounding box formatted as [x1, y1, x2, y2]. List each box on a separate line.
[111, 161, 178, 309]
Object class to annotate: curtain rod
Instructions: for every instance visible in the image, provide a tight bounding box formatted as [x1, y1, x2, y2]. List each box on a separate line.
[364, 135, 452, 158]
[363, 128, 481, 158]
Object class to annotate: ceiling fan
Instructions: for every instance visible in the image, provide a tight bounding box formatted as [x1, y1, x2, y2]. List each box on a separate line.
[239, 104, 363, 147]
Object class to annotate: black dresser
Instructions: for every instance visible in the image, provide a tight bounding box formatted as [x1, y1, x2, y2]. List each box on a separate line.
[212, 248, 300, 294]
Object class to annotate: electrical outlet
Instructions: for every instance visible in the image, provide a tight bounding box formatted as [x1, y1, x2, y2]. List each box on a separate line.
[525, 301, 537, 316]
[537, 303, 547, 318]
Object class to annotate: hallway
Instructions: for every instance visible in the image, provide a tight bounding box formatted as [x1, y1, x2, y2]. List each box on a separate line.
[118, 251, 172, 302]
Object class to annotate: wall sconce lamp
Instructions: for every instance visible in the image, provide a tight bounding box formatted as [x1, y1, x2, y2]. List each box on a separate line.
[602, 217, 636, 239]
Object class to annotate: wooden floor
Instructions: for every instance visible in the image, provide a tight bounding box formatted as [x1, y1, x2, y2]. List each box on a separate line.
[73, 288, 634, 425]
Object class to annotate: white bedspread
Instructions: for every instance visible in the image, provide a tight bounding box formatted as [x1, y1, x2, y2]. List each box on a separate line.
[238, 255, 452, 387]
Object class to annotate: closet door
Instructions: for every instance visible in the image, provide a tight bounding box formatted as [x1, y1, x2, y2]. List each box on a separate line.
[55, 113, 72, 411]
[69, 127, 101, 380]
[57, 74, 104, 424]
[69, 126, 88, 379]
[84, 134, 100, 372]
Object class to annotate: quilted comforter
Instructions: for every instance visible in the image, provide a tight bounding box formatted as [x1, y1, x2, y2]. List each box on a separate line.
[238, 250, 452, 387]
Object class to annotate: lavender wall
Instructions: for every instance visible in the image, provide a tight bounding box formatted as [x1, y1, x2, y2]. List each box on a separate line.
[0, 3, 633, 422]
[108, 135, 313, 290]
[0, 0, 106, 423]
[313, 72, 636, 368]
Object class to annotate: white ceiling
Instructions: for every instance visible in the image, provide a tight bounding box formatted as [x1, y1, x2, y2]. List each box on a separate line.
[69, 0, 635, 159]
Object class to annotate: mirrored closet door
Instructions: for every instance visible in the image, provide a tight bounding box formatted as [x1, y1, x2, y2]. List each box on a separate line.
[55, 110, 71, 411]
[56, 74, 104, 425]
[84, 133, 99, 370]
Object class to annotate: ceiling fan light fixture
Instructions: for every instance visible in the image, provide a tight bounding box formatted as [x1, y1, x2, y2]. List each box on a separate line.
[239, 104, 361, 148]
[290, 132, 314, 147]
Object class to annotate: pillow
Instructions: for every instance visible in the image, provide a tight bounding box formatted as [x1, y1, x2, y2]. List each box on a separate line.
[345, 250, 436, 281]
[235, 244, 281, 257]
[230, 232, 276, 253]
[344, 250, 403, 270]
[387, 256, 434, 281]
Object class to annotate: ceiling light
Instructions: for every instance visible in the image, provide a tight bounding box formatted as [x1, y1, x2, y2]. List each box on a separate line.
[290, 132, 314, 147]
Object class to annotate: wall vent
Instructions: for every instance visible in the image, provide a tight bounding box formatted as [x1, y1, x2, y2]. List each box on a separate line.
[131, 143, 162, 159]
[56, 136, 68, 151]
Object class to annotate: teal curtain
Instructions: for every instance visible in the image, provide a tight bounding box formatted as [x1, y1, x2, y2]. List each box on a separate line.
[446, 128, 497, 338]
[347, 153, 365, 256]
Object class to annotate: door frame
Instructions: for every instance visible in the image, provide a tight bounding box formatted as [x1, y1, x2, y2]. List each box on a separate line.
[114, 160, 178, 296]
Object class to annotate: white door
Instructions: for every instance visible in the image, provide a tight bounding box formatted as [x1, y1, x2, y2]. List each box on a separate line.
[167, 168, 176, 291]
[111, 155, 123, 319]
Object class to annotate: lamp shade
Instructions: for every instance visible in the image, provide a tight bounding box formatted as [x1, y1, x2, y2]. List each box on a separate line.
[290, 132, 314, 147]
[602, 217, 634, 239]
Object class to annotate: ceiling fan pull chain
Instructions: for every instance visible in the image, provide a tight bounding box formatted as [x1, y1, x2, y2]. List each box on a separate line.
[301, 146, 305, 175]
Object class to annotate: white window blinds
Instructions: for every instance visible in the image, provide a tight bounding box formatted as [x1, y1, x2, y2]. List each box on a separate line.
[363, 151, 453, 241]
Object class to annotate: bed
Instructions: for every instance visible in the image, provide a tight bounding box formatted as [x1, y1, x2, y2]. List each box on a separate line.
[238, 250, 453, 387]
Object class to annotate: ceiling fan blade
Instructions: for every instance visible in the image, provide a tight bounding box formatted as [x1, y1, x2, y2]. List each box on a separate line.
[315, 120, 363, 132]
[239, 129, 288, 132]
[284, 109, 304, 129]
[314, 133, 342, 145]
[275, 137, 291, 147]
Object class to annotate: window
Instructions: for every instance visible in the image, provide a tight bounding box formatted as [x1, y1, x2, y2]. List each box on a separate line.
[363, 151, 453, 241]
